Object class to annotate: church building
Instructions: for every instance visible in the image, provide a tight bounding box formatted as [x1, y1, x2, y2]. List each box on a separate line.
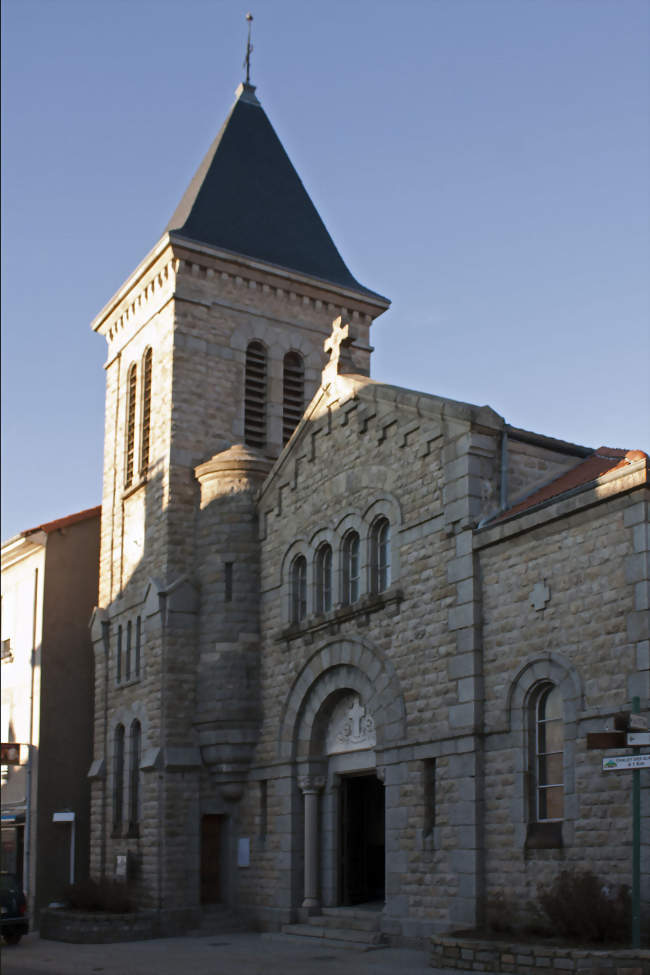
[88, 76, 649, 945]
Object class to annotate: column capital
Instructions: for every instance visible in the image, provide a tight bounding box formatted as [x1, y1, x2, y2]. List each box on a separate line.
[298, 774, 326, 794]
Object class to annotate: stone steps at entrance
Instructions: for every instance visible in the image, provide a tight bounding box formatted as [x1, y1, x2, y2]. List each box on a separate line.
[282, 904, 387, 951]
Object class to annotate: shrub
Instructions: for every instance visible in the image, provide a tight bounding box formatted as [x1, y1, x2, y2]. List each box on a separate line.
[537, 869, 630, 943]
[63, 878, 134, 914]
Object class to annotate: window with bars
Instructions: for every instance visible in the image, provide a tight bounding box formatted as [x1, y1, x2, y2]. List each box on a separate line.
[128, 720, 141, 835]
[315, 543, 332, 615]
[342, 531, 360, 605]
[530, 683, 564, 822]
[370, 517, 391, 593]
[124, 364, 138, 487]
[245, 341, 267, 449]
[291, 555, 307, 623]
[139, 348, 152, 476]
[113, 724, 125, 832]
[282, 351, 304, 444]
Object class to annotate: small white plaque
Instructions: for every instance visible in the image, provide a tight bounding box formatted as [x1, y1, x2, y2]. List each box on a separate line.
[627, 732, 650, 746]
[237, 837, 250, 868]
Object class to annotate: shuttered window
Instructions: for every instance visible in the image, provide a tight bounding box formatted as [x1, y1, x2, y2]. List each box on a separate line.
[124, 364, 138, 487]
[140, 348, 152, 476]
[282, 351, 304, 444]
[245, 342, 267, 449]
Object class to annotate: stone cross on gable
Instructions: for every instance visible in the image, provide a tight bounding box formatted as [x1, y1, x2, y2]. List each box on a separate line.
[323, 316, 356, 382]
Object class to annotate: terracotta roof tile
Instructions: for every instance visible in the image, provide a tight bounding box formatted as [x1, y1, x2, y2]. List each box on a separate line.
[22, 505, 101, 536]
[495, 448, 648, 523]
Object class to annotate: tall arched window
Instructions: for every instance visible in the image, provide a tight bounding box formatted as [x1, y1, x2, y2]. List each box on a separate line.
[125, 620, 132, 681]
[370, 517, 391, 593]
[128, 720, 141, 835]
[116, 625, 123, 684]
[282, 351, 304, 444]
[135, 616, 142, 679]
[139, 347, 152, 476]
[245, 341, 267, 449]
[124, 364, 138, 488]
[342, 531, 360, 605]
[291, 555, 307, 623]
[315, 543, 332, 615]
[530, 683, 563, 822]
[113, 724, 125, 831]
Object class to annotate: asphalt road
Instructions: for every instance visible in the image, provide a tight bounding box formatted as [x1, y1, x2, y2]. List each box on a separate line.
[0, 931, 481, 975]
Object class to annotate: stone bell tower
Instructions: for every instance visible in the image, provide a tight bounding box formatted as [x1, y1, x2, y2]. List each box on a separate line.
[89, 75, 389, 927]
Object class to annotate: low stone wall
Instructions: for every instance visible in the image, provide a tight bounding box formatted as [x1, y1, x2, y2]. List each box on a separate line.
[430, 934, 650, 974]
[39, 909, 159, 944]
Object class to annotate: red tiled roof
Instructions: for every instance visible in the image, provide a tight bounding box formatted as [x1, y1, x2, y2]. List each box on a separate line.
[496, 448, 648, 522]
[22, 505, 101, 536]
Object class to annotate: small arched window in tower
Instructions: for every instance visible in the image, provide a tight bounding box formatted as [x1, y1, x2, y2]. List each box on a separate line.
[282, 351, 304, 444]
[245, 341, 267, 449]
[315, 543, 332, 615]
[342, 531, 360, 605]
[140, 347, 153, 477]
[128, 720, 141, 835]
[291, 555, 307, 623]
[370, 517, 391, 593]
[124, 364, 138, 488]
[113, 724, 125, 832]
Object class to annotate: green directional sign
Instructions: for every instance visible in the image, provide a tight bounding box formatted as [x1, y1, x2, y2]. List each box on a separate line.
[602, 754, 650, 772]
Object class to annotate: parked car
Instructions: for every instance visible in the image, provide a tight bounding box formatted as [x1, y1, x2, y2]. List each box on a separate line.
[0, 873, 29, 945]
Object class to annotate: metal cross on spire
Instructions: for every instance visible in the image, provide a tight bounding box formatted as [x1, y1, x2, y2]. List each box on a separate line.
[243, 13, 254, 84]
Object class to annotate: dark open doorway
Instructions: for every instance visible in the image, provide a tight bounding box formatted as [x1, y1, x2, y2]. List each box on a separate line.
[339, 774, 385, 905]
[200, 814, 224, 904]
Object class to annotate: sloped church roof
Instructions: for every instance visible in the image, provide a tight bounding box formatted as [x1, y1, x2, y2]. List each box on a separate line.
[166, 83, 383, 300]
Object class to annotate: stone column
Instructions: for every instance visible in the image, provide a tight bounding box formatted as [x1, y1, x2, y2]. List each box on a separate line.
[299, 775, 325, 912]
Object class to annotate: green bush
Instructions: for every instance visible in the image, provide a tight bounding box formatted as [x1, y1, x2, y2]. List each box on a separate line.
[63, 878, 134, 914]
[537, 869, 630, 943]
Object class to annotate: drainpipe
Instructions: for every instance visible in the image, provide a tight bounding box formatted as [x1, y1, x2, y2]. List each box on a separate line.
[24, 565, 39, 903]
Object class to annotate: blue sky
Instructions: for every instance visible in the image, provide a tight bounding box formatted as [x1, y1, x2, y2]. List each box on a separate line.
[2, 0, 649, 540]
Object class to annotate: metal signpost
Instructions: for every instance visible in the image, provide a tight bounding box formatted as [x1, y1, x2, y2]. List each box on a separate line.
[588, 697, 648, 949]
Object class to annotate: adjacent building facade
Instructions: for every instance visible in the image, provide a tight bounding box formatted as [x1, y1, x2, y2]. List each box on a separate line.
[87, 79, 649, 943]
[1, 507, 100, 920]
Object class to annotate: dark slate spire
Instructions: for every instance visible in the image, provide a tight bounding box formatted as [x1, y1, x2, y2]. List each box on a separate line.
[165, 83, 383, 298]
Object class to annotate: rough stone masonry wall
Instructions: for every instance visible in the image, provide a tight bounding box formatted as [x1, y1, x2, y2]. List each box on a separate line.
[245, 381, 502, 934]
[478, 489, 650, 925]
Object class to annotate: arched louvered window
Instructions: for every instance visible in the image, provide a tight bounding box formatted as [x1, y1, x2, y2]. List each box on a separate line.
[124, 364, 138, 488]
[140, 348, 152, 476]
[342, 531, 360, 605]
[370, 517, 391, 593]
[291, 555, 307, 623]
[315, 543, 332, 615]
[113, 724, 125, 831]
[128, 720, 141, 835]
[245, 341, 267, 449]
[282, 351, 304, 444]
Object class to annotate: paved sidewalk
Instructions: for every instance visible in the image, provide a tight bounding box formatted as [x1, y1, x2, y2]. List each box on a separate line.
[0, 931, 483, 975]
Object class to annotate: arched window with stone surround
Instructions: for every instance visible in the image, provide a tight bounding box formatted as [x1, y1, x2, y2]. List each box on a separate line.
[139, 347, 153, 476]
[113, 724, 125, 832]
[315, 543, 332, 615]
[342, 531, 360, 605]
[244, 341, 267, 449]
[291, 555, 307, 623]
[128, 720, 141, 835]
[283, 351, 304, 445]
[530, 682, 564, 823]
[370, 517, 390, 593]
[124, 363, 138, 487]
